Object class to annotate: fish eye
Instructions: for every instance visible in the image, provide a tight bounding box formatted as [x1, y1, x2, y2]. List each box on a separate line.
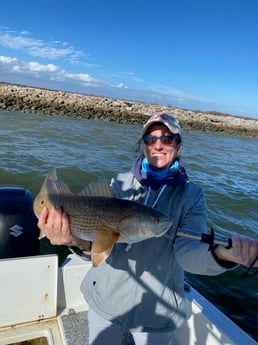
[150, 216, 162, 224]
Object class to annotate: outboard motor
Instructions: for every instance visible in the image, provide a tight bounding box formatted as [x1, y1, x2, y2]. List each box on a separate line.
[0, 187, 40, 259]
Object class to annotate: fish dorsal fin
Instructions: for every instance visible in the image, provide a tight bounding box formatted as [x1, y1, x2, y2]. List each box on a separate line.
[53, 178, 72, 194]
[42, 167, 72, 194]
[79, 179, 114, 198]
[91, 230, 120, 267]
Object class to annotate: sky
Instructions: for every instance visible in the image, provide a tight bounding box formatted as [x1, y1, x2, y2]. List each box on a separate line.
[0, 0, 258, 118]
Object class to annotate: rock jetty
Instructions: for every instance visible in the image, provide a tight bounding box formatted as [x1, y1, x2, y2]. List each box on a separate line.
[0, 82, 257, 138]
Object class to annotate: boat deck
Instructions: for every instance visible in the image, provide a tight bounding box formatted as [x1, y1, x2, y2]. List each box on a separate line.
[60, 311, 90, 345]
[0, 254, 256, 345]
[60, 311, 136, 345]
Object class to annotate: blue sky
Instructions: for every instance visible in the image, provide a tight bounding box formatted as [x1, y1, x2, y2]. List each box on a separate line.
[0, 0, 258, 118]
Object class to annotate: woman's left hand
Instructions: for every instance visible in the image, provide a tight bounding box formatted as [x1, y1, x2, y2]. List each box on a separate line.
[213, 235, 258, 267]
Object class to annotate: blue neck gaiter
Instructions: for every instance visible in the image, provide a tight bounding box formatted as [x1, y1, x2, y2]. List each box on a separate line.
[131, 157, 188, 190]
[141, 157, 180, 180]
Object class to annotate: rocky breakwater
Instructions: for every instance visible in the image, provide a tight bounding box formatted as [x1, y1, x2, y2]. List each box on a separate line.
[0, 82, 258, 138]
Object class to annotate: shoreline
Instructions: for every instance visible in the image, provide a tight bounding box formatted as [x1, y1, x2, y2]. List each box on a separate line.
[0, 82, 258, 138]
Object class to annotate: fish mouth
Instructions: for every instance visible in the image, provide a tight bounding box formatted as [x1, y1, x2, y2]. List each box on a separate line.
[155, 219, 173, 237]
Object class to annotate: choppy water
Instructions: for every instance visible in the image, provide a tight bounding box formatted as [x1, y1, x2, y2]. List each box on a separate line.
[1, 110, 257, 340]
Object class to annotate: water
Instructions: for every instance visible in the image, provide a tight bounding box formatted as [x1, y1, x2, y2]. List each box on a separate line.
[1, 110, 257, 340]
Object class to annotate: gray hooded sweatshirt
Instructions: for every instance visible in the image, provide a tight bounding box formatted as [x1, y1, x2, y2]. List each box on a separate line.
[81, 171, 230, 333]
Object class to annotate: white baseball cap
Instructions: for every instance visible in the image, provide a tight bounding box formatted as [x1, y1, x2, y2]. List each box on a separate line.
[143, 113, 182, 138]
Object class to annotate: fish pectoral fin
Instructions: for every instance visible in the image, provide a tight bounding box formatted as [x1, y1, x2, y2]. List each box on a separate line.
[93, 230, 120, 253]
[91, 231, 120, 267]
[79, 179, 114, 197]
[91, 251, 111, 267]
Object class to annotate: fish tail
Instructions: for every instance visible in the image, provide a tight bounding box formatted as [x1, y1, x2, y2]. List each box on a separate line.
[38, 229, 46, 240]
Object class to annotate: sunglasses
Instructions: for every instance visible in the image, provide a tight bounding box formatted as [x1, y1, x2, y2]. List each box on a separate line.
[142, 134, 175, 146]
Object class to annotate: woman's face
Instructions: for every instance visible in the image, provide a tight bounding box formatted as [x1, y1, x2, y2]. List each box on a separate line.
[143, 124, 182, 170]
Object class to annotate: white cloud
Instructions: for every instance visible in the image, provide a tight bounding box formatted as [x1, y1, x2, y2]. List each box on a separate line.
[0, 55, 96, 84]
[0, 28, 85, 63]
[0, 27, 193, 102]
[116, 83, 127, 88]
[0, 54, 217, 112]
[27, 61, 58, 72]
[149, 84, 212, 103]
[0, 32, 38, 50]
[109, 71, 143, 83]
[0, 56, 18, 63]
[0, 23, 255, 118]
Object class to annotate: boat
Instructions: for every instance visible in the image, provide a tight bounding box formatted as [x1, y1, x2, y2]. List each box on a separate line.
[0, 187, 257, 345]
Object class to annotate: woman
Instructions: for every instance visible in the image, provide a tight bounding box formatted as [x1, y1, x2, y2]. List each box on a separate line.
[38, 113, 258, 345]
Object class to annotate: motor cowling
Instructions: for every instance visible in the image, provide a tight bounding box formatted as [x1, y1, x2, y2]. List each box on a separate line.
[0, 187, 40, 259]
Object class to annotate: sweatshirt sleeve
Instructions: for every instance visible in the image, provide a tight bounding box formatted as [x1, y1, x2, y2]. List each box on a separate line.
[174, 184, 232, 275]
[174, 238, 230, 275]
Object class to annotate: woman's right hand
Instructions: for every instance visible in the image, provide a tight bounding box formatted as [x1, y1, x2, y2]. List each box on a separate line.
[37, 207, 92, 254]
[37, 207, 75, 245]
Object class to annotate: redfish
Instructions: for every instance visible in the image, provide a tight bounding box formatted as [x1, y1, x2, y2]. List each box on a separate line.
[33, 168, 173, 266]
